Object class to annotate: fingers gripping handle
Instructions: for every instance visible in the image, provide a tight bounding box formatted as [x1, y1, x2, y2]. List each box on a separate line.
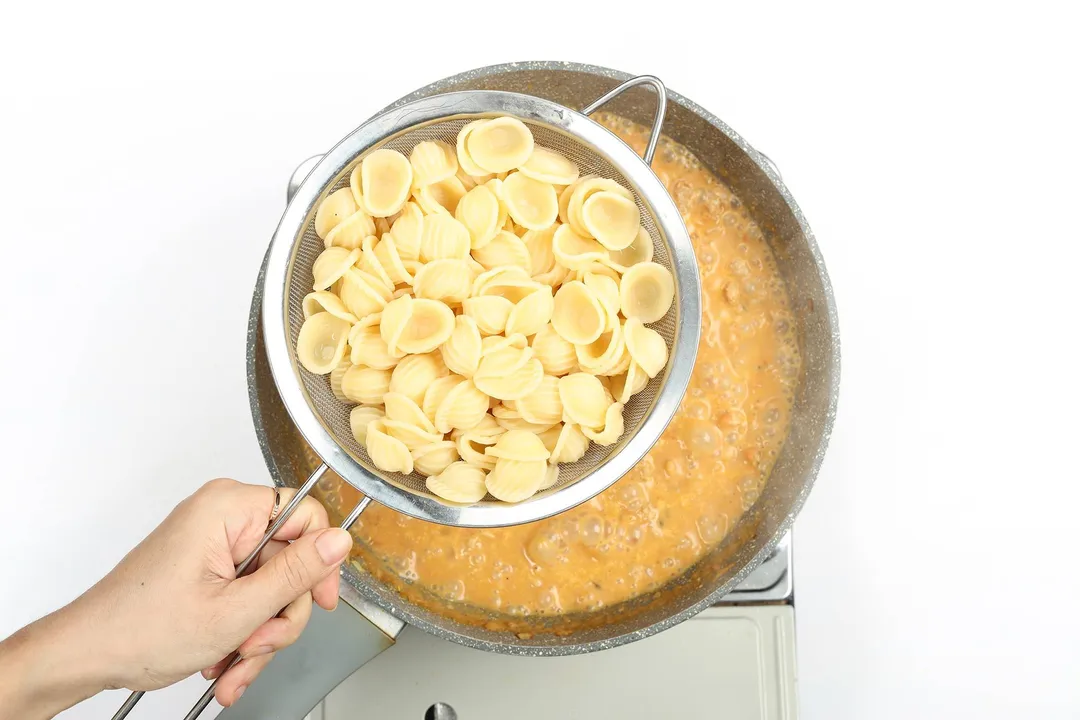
[111, 464, 331, 720]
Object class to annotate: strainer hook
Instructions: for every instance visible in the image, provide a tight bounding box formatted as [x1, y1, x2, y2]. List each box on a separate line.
[581, 75, 668, 165]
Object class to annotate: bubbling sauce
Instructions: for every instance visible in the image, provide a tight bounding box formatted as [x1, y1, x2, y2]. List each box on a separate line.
[345, 114, 801, 617]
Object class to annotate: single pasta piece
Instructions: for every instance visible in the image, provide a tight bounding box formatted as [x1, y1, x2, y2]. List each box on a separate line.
[348, 324, 403, 370]
[456, 433, 497, 471]
[426, 462, 488, 504]
[485, 429, 551, 462]
[384, 392, 437, 434]
[462, 295, 514, 336]
[471, 231, 532, 273]
[610, 361, 649, 404]
[518, 147, 579, 186]
[433, 379, 489, 434]
[619, 261, 675, 323]
[551, 281, 606, 346]
[330, 357, 353, 402]
[454, 184, 501, 249]
[422, 374, 466, 422]
[366, 420, 414, 474]
[624, 318, 669, 378]
[575, 321, 627, 376]
[581, 402, 625, 446]
[372, 235, 413, 286]
[389, 202, 424, 261]
[456, 119, 492, 177]
[314, 187, 358, 239]
[389, 353, 448, 405]
[581, 191, 640, 250]
[393, 298, 455, 354]
[474, 357, 543, 401]
[537, 424, 563, 454]
[324, 209, 375, 250]
[361, 149, 413, 217]
[302, 291, 358, 324]
[549, 422, 589, 464]
[531, 262, 570, 288]
[515, 375, 563, 426]
[440, 315, 483, 378]
[486, 457, 546, 502]
[472, 265, 542, 303]
[558, 175, 594, 224]
[349, 405, 384, 446]
[567, 178, 632, 239]
[416, 175, 467, 216]
[413, 259, 472, 304]
[604, 226, 654, 271]
[340, 366, 392, 405]
[522, 225, 558, 276]
[466, 117, 535, 174]
[419, 213, 471, 262]
[558, 373, 612, 430]
[379, 294, 414, 356]
[410, 141, 458, 187]
[412, 441, 460, 477]
[552, 224, 608, 271]
[501, 172, 558, 231]
[383, 419, 443, 451]
[582, 271, 621, 331]
[339, 268, 389, 320]
[312, 247, 361, 291]
[494, 413, 557, 435]
[480, 333, 528, 356]
[504, 286, 554, 337]
[531, 323, 578, 376]
[296, 312, 350, 375]
[539, 462, 560, 490]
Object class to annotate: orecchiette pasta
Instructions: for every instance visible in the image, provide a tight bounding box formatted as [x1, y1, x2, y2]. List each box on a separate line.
[312, 247, 362, 291]
[366, 420, 414, 474]
[361, 149, 413, 218]
[504, 286, 554, 338]
[619, 261, 675, 324]
[558, 373, 611, 430]
[340, 365, 392, 405]
[410, 141, 458, 187]
[314, 187, 358, 240]
[295, 114, 675, 505]
[466, 117, 534, 174]
[552, 281, 606, 346]
[426, 461, 487, 504]
[413, 259, 472, 304]
[440, 315, 483, 378]
[624, 318, 669, 378]
[389, 353, 447, 405]
[297, 312, 350, 375]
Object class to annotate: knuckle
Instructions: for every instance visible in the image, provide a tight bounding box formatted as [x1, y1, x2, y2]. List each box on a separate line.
[279, 549, 313, 594]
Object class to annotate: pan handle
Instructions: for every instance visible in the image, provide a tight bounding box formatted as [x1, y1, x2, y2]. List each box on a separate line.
[582, 75, 669, 165]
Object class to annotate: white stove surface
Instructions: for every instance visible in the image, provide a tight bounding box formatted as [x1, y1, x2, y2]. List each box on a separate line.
[320, 605, 796, 720]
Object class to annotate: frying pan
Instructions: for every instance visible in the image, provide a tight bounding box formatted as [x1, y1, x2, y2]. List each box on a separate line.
[223, 61, 839, 719]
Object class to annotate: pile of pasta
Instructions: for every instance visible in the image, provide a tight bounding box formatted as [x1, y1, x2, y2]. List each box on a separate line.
[296, 115, 675, 504]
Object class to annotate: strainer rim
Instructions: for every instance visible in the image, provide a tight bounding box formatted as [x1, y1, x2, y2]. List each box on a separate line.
[262, 90, 701, 527]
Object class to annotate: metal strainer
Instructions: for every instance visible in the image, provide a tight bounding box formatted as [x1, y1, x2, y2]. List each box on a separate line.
[115, 75, 701, 720]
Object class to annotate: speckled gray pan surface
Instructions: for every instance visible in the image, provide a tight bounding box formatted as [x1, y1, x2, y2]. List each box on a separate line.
[246, 61, 840, 656]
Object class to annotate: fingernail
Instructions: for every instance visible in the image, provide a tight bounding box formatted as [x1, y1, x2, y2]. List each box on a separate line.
[202, 667, 219, 680]
[244, 645, 274, 659]
[236, 685, 247, 701]
[315, 528, 352, 564]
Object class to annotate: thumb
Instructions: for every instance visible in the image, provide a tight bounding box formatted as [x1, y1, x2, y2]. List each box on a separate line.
[227, 528, 353, 620]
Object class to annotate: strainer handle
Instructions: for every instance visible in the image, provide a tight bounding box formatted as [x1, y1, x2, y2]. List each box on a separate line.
[581, 75, 669, 165]
[111, 463, 344, 720]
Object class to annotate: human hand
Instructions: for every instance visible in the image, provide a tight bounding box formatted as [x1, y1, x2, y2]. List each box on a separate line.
[0, 478, 353, 717]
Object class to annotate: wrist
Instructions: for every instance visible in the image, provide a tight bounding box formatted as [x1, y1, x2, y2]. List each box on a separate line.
[0, 602, 109, 720]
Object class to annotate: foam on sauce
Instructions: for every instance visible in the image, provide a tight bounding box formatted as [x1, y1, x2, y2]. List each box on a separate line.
[344, 114, 802, 617]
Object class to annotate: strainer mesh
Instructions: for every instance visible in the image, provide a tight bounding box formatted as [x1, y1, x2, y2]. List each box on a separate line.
[287, 116, 679, 501]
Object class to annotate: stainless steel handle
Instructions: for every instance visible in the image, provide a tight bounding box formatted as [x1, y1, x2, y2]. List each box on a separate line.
[287, 155, 324, 205]
[582, 75, 669, 165]
[182, 494, 372, 720]
[112, 464, 332, 720]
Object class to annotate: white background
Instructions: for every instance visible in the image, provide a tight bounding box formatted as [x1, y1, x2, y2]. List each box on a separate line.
[2, 1, 1078, 718]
